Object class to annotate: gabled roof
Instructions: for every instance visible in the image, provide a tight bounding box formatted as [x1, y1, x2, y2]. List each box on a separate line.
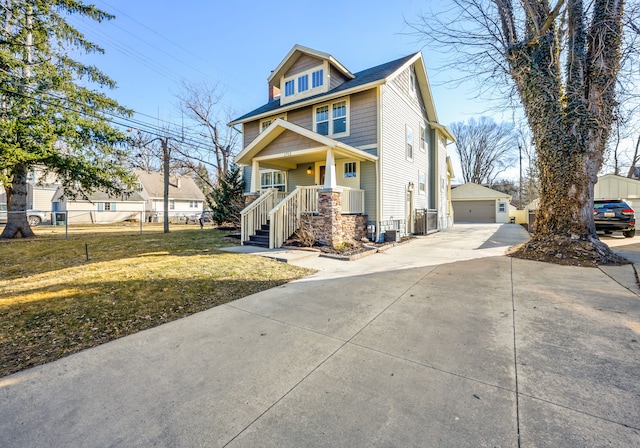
[229, 53, 416, 125]
[135, 170, 206, 200]
[235, 119, 378, 166]
[267, 44, 354, 87]
[51, 187, 145, 203]
[451, 183, 512, 201]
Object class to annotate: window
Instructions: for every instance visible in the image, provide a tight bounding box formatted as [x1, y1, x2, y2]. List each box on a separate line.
[260, 114, 287, 133]
[316, 105, 329, 135]
[260, 170, 285, 191]
[98, 202, 115, 211]
[410, 69, 417, 93]
[498, 203, 506, 213]
[169, 200, 175, 210]
[298, 74, 309, 92]
[189, 200, 197, 208]
[420, 124, 428, 152]
[284, 79, 295, 96]
[312, 69, 323, 88]
[406, 126, 414, 160]
[344, 162, 357, 178]
[314, 98, 349, 137]
[418, 171, 426, 194]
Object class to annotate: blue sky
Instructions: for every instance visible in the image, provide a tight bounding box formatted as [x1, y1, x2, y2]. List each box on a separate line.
[70, 0, 516, 180]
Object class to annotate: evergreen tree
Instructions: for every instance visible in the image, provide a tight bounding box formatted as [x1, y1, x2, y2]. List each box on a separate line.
[209, 165, 244, 228]
[0, 1, 135, 238]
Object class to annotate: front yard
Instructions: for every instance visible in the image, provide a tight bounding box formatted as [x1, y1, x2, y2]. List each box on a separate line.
[0, 225, 313, 378]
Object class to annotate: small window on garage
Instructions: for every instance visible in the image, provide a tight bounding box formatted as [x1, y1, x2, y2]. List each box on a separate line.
[498, 203, 506, 213]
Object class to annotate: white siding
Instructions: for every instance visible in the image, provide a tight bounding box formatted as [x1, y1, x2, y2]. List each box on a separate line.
[380, 73, 431, 229]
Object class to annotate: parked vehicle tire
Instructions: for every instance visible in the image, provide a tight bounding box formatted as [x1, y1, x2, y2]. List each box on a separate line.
[28, 215, 41, 226]
[603, 230, 612, 234]
[623, 230, 635, 238]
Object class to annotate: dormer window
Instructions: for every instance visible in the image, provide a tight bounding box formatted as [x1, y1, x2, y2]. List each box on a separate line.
[312, 69, 324, 88]
[280, 65, 328, 103]
[284, 80, 295, 97]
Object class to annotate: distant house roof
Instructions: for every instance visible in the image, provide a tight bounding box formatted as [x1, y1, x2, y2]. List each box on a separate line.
[51, 187, 145, 203]
[135, 170, 206, 201]
[451, 183, 512, 201]
[229, 53, 417, 125]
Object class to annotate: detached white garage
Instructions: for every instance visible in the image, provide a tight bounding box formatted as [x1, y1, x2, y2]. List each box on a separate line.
[451, 183, 512, 223]
[594, 174, 640, 210]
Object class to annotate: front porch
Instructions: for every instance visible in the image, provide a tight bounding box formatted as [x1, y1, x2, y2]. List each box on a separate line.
[237, 119, 376, 249]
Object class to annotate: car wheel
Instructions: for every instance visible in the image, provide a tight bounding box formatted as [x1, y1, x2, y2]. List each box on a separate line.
[623, 230, 635, 238]
[603, 230, 612, 235]
[28, 215, 41, 226]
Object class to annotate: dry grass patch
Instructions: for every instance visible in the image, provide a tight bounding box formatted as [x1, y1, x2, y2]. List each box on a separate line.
[0, 227, 313, 377]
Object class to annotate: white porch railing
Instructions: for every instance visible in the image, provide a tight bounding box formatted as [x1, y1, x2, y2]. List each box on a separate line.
[240, 189, 285, 245]
[341, 188, 365, 214]
[243, 186, 365, 249]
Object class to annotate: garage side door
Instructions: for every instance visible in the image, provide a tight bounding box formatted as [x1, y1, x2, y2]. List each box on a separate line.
[453, 200, 496, 223]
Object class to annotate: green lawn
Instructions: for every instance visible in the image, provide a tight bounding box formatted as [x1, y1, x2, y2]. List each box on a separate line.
[0, 225, 313, 378]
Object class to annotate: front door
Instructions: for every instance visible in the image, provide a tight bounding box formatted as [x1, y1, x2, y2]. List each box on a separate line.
[319, 165, 326, 186]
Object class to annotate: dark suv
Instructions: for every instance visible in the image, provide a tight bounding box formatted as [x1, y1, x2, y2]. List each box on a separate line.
[594, 199, 635, 238]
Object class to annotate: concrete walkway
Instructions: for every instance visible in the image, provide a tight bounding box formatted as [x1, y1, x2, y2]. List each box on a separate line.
[1, 224, 639, 447]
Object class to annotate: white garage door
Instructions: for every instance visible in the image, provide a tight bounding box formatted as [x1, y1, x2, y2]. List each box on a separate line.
[453, 200, 496, 223]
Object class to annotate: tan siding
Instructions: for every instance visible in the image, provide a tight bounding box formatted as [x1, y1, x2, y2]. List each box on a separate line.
[330, 66, 349, 89]
[259, 131, 320, 157]
[243, 121, 260, 148]
[391, 66, 427, 117]
[287, 107, 313, 130]
[340, 89, 378, 148]
[286, 54, 323, 77]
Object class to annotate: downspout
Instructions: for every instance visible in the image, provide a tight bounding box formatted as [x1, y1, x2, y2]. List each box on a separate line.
[376, 85, 383, 243]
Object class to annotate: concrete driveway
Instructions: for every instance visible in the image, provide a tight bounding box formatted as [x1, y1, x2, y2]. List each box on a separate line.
[1, 224, 639, 447]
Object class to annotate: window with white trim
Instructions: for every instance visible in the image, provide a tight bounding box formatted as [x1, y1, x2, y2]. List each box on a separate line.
[406, 125, 414, 160]
[418, 170, 426, 194]
[420, 124, 428, 152]
[344, 162, 357, 178]
[259, 114, 287, 133]
[169, 200, 175, 210]
[314, 98, 349, 137]
[260, 170, 286, 191]
[498, 202, 506, 213]
[410, 69, 417, 93]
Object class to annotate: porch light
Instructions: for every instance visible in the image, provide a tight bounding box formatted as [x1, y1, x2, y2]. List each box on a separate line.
[306, 166, 313, 175]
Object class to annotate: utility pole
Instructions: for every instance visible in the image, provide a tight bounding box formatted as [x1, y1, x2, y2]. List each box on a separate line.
[518, 144, 523, 210]
[160, 137, 171, 234]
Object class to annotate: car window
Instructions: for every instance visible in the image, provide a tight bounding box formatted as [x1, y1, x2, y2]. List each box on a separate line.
[594, 201, 629, 210]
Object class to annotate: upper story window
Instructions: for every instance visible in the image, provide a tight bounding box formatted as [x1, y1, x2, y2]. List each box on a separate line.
[312, 69, 324, 88]
[410, 69, 417, 93]
[314, 98, 349, 137]
[420, 124, 428, 152]
[406, 125, 414, 160]
[260, 114, 287, 133]
[419, 170, 426, 194]
[285, 80, 295, 96]
[298, 74, 309, 93]
[281, 65, 327, 104]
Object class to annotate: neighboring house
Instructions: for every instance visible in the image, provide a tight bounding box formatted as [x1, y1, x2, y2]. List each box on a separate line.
[1, 166, 61, 212]
[135, 170, 206, 222]
[451, 183, 512, 223]
[229, 44, 455, 248]
[51, 189, 146, 224]
[594, 174, 640, 209]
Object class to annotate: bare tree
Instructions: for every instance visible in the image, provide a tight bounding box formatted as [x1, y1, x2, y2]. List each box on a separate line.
[450, 117, 516, 185]
[176, 81, 239, 182]
[413, 0, 638, 264]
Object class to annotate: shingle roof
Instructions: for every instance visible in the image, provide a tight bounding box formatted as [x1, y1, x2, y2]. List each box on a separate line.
[135, 170, 206, 200]
[230, 54, 416, 124]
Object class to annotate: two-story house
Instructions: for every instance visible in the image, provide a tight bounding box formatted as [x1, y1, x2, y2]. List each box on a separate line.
[229, 45, 455, 248]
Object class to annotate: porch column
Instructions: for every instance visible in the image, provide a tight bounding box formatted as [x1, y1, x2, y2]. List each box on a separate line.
[251, 160, 261, 192]
[324, 149, 337, 189]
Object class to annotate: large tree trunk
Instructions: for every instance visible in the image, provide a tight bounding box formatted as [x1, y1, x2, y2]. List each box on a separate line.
[496, 0, 627, 265]
[1, 164, 35, 238]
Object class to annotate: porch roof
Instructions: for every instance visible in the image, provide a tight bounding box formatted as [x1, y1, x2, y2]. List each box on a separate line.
[235, 119, 378, 170]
